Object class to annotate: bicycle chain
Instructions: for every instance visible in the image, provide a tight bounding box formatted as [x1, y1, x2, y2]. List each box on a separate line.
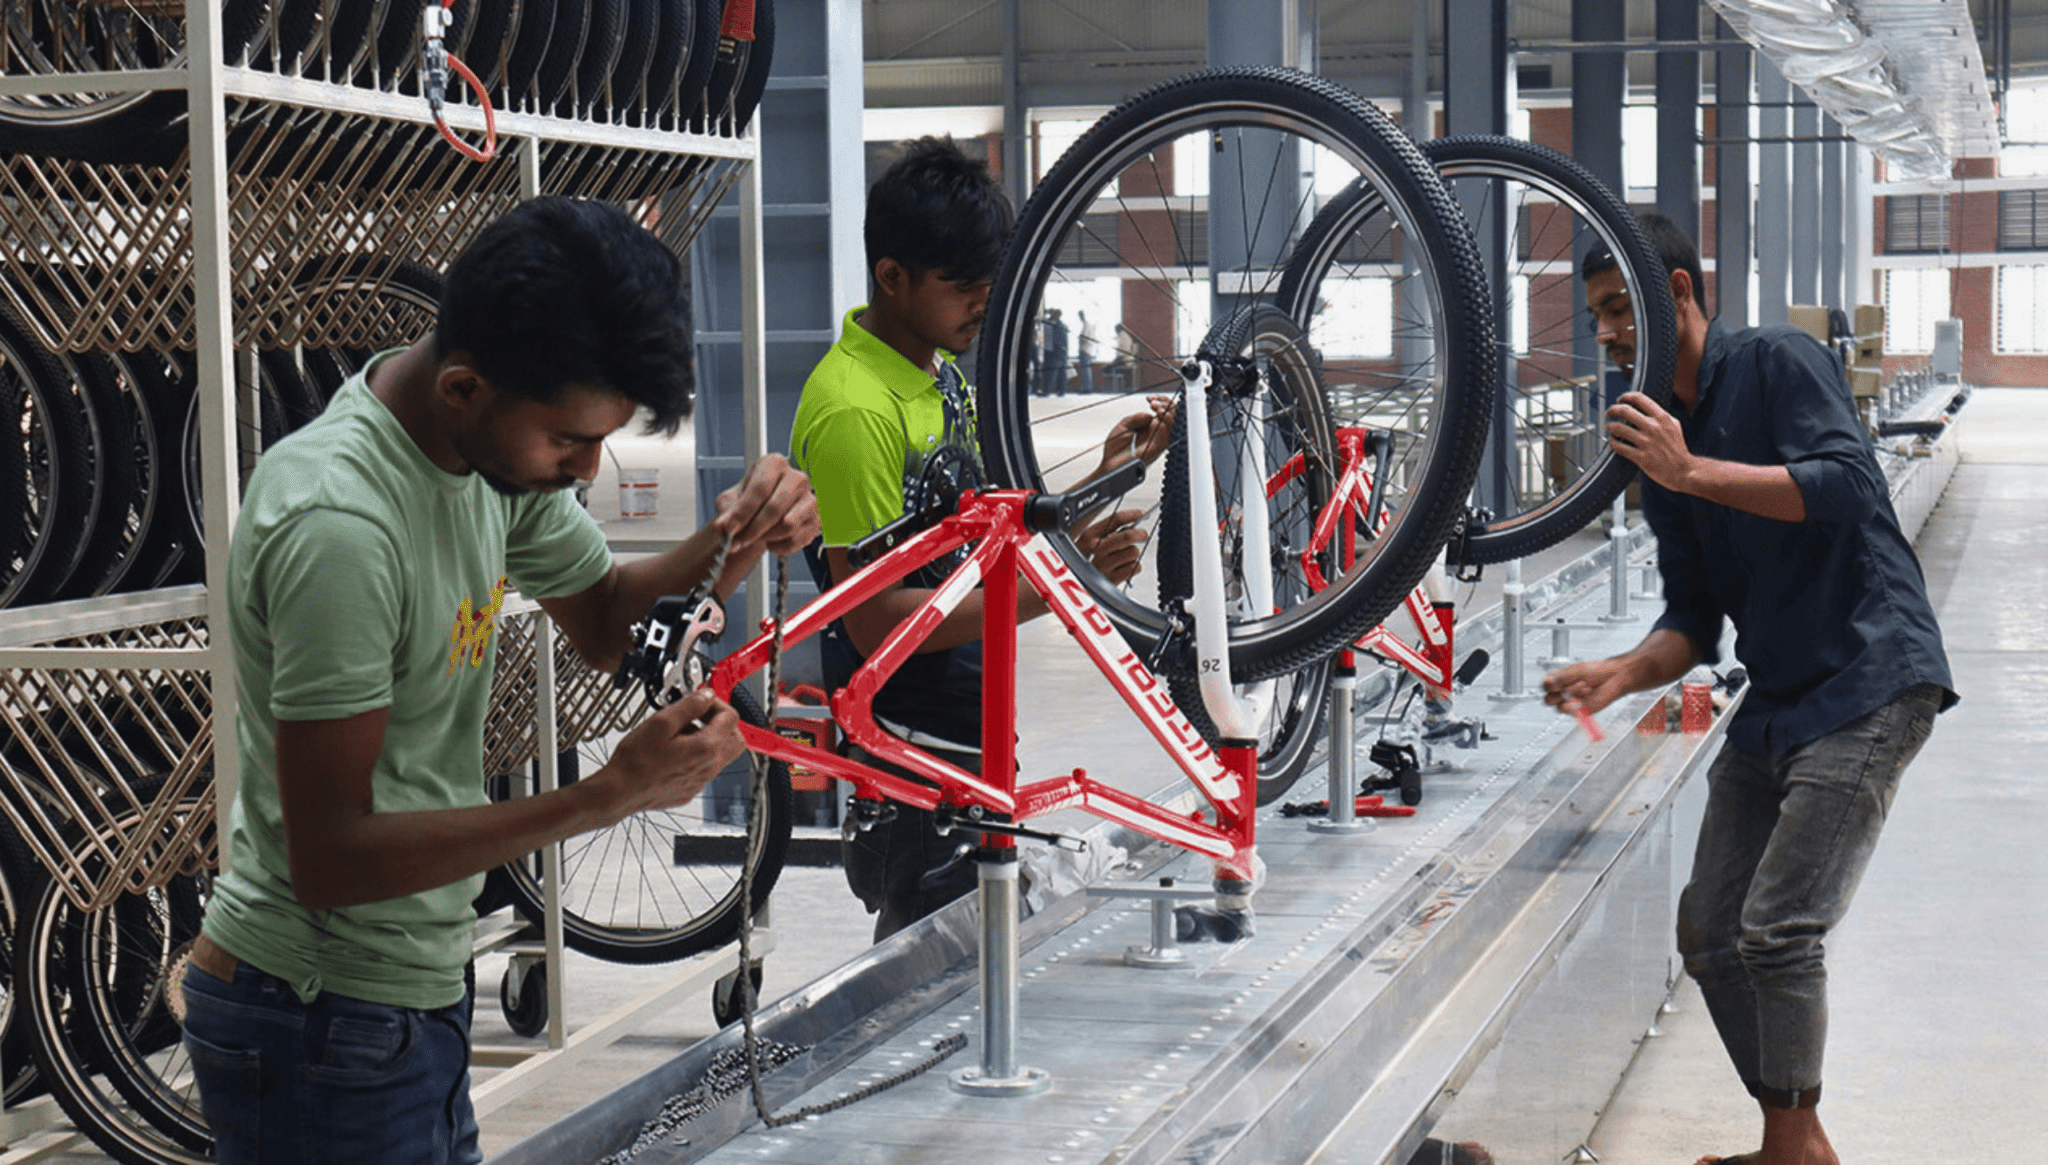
[730, 548, 964, 1131]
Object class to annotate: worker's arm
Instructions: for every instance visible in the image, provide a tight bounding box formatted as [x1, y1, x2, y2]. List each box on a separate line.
[275, 691, 741, 910]
[540, 456, 819, 673]
[1540, 628, 1702, 716]
[1606, 392, 1807, 523]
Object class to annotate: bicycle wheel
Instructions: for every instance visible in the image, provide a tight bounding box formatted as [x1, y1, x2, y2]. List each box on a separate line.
[1277, 135, 1676, 565]
[56, 351, 145, 600]
[1, 301, 94, 609]
[500, 681, 793, 964]
[977, 66, 1495, 684]
[112, 350, 200, 593]
[1155, 305, 1335, 803]
[179, 350, 323, 542]
[0, 0, 265, 165]
[20, 812, 214, 1165]
[648, 0, 721, 131]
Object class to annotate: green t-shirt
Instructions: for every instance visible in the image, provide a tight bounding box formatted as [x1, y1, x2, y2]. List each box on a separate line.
[789, 307, 985, 748]
[206, 355, 611, 1009]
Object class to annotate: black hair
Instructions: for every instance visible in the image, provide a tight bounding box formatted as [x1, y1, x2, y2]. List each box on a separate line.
[865, 136, 1015, 287]
[1580, 210, 1707, 315]
[437, 195, 693, 436]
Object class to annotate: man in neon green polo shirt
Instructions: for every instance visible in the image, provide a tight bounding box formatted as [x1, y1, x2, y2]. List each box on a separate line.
[791, 138, 1169, 940]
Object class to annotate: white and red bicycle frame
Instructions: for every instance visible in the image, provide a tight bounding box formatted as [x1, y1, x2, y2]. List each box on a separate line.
[710, 488, 1259, 880]
[1270, 425, 1458, 698]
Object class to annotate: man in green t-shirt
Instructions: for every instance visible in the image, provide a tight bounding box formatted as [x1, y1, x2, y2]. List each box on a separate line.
[182, 197, 817, 1165]
[791, 138, 1169, 940]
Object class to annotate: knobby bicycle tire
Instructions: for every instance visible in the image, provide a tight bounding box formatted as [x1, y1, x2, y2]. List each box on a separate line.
[0, 0, 266, 165]
[1, 300, 94, 609]
[501, 680, 794, 965]
[19, 796, 213, 1165]
[976, 66, 1495, 685]
[1276, 134, 1677, 565]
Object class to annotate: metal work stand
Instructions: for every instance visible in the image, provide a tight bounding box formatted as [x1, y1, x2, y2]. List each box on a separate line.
[1309, 661, 1373, 834]
[950, 846, 1051, 1096]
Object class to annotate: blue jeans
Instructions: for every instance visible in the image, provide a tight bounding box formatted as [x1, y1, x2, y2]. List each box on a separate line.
[181, 958, 481, 1165]
[1676, 682, 1942, 1109]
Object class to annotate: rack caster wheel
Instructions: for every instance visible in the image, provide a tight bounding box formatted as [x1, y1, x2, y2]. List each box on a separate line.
[500, 959, 547, 1038]
[711, 960, 766, 1028]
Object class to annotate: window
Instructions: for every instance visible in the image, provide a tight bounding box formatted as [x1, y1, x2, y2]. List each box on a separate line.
[1042, 278, 1123, 350]
[1174, 132, 1209, 198]
[1314, 276, 1395, 360]
[1623, 105, 1657, 191]
[1034, 118, 1094, 185]
[1996, 266, 2048, 354]
[2002, 84, 2048, 179]
[1999, 190, 2048, 250]
[1175, 279, 1211, 355]
[1882, 268, 1948, 353]
[1510, 273, 1530, 355]
[1883, 194, 1950, 253]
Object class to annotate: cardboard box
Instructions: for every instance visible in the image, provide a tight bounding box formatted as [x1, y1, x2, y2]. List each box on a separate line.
[1848, 367, 1882, 398]
[1789, 304, 1832, 343]
[1854, 303, 1885, 338]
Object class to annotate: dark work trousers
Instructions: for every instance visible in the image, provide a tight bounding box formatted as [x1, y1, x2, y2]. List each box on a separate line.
[841, 742, 984, 942]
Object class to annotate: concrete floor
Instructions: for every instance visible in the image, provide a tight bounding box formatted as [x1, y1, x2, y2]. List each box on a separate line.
[12, 390, 2040, 1164]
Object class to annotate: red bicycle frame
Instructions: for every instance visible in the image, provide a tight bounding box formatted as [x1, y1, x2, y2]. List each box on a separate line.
[1270, 426, 1457, 698]
[710, 489, 1259, 879]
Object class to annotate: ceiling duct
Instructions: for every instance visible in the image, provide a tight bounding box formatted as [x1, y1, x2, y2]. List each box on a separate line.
[1708, 0, 2001, 179]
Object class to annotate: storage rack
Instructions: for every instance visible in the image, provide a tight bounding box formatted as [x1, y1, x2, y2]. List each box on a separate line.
[0, 2, 772, 1157]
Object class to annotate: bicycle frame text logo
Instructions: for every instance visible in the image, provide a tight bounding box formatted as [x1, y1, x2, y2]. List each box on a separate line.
[1024, 539, 1240, 802]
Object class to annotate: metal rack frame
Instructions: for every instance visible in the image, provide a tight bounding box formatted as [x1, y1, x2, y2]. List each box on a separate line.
[0, 2, 771, 1153]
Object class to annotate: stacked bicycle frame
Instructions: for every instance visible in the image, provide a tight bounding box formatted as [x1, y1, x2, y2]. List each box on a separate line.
[0, 3, 779, 1163]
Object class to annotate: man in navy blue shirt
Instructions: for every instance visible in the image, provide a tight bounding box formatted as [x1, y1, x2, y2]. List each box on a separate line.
[1544, 214, 1953, 1165]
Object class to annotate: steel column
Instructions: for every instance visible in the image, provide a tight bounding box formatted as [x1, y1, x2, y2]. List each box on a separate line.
[1655, 0, 1701, 244]
[1714, 22, 1753, 326]
[1207, 0, 1301, 324]
[1444, 0, 1512, 519]
[1573, 0, 1624, 387]
[1822, 116, 1845, 310]
[1791, 97, 1820, 306]
[1754, 57, 1790, 324]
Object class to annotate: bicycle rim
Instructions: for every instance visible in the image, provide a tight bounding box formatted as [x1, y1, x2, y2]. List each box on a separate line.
[502, 683, 793, 965]
[1278, 135, 1677, 565]
[977, 66, 1494, 683]
[23, 872, 212, 1165]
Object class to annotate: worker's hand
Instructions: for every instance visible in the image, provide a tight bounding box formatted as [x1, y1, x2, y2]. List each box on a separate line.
[1076, 507, 1148, 586]
[1098, 395, 1177, 475]
[1541, 657, 1637, 717]
[714, 454, 820, 575]
[1605, 392, 1694, 493]
[597, 690, 745, 820]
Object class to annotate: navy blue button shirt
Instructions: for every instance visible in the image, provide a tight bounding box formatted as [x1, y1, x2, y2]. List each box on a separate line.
[1642, 319, 1956, 753]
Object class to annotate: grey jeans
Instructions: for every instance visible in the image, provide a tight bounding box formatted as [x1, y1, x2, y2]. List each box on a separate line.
[1676, 682, 1943, 1109]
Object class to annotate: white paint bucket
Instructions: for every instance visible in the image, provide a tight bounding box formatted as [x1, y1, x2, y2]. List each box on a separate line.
[618, 468, 659, 519]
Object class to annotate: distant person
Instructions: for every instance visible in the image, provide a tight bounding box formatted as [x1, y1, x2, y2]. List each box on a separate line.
[1112, 321, 1139, 393]
[1543, 212, 1953, 1165]
[1039, 307, 1069, 397]
[1076, 310, 1098, 393]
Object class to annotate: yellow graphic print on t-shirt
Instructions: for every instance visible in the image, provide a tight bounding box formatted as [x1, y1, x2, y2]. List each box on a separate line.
[448, 575, 509, 675]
